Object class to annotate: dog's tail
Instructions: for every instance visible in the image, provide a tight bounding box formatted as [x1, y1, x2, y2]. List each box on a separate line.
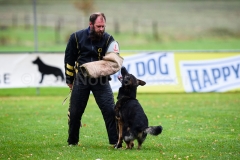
[144, 125, 163, 136]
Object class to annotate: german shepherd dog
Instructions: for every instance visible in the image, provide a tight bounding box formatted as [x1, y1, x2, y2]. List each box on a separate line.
[32, 56, 64, 84]
[114, 67, 163, 149]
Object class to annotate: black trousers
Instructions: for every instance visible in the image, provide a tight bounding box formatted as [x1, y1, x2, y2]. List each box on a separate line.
[67, 73, 118, 145]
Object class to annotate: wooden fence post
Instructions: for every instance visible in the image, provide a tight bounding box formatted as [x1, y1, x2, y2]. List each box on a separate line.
[24, 14, 30, 29]
[55, 17, 62, 43]
[133, 19, 138, 36]
[41, 14, 46, 29]
[12, 14, 17, 28]
[152, 21, 159, 40]
[114, 20, 120, 34]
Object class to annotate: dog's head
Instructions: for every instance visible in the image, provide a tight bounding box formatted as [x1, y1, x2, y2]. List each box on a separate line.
[32, 57, 41, 64]
[117, 66, 146, 100]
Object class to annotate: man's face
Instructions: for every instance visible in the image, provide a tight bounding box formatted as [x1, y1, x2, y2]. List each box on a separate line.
[90, 16, 105, 40]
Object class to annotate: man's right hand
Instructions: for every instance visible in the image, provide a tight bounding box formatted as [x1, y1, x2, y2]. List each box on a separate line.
[67, 84, 73, 90]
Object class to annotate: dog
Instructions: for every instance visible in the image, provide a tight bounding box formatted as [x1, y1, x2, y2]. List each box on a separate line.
[114, 66, 163, 149]
[32, 56, 64, 83]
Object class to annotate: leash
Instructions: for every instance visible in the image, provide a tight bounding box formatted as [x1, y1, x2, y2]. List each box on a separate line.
[62, 90, 72, 105]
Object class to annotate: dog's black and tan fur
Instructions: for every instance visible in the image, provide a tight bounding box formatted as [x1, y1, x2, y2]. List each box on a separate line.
[114, 67, 163, 149]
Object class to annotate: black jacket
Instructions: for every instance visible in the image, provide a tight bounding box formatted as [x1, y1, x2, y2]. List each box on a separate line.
[64, 27, 114, 84]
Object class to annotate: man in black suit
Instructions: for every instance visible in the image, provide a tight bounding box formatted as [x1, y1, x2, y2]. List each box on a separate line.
[64, 12, 119, 147]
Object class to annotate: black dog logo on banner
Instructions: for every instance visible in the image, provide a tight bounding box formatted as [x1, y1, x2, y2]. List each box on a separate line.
[32, 57, 64, 84]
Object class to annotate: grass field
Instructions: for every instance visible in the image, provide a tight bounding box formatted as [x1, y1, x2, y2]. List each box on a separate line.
[0, 1, 240, 159]
[1, 0, 240, 51]
[0, 88, 239, 159]
[1, 26, 240, 52]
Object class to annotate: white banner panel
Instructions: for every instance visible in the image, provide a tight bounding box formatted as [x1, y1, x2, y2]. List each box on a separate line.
[0, 53, 66, 88]
[109, 52, 177, 92]
[179, 55, 240, 92]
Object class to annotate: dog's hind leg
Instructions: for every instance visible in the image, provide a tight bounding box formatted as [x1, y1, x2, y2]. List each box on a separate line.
[55, 76, 59, 82]
[137, 140, 143, 150]
[60, 73, 65, 82]
[137, 132, 147, 150]
[114, 117, 123, 149]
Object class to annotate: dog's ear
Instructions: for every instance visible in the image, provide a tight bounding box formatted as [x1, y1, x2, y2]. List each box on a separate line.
[137, 79, 146, 86]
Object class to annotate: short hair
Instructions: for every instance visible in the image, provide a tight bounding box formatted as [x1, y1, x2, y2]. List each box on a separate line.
[89, 12, 106, 24]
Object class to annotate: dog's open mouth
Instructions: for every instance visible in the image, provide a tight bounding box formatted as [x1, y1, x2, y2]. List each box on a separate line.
[118, 75, 123, 83]
[118, 66, 128, 83]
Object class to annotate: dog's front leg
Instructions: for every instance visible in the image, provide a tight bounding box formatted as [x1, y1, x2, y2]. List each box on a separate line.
[114, 117, 123, 149]
[39, 73, 44, 83]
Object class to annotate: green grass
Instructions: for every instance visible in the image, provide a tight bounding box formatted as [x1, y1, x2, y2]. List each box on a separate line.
[1, 0, 240, 51]
[0, 26, 68, 52]
[1, 1, 240, 158]
[0, 87, 69, 97]
[1, 26, 240, 52]
[0, 88, 239, 159]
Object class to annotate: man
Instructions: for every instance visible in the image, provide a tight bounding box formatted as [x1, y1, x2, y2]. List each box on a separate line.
[64, 12, 119, 146]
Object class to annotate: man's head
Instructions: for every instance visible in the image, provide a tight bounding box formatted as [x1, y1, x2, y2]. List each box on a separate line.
[89, 12, 106, 40]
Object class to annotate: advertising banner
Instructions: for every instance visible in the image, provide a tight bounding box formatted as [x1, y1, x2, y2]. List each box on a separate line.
[0, 52, 239, 93]
[0, 53, 65, 88]
[110, 52, 177, 92]
[179, 55, 240, 92]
